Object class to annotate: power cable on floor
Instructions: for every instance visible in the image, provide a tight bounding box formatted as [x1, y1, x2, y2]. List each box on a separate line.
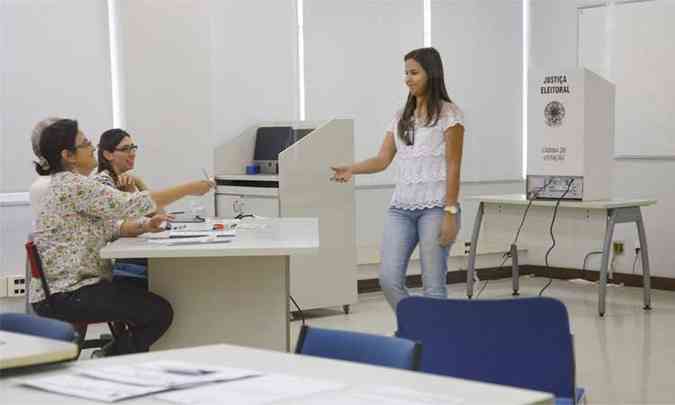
[582, 251, 603, 280]
[289, 295, 306, 326]
[475, 253, 511, 298]
[538, 179, 575, 296]
[478, 178, 554, 297]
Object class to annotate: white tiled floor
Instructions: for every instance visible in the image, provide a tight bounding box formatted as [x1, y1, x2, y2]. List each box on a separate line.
[84, 277, 675, 405]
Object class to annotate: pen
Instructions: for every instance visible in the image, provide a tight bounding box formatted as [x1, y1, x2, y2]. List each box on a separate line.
[163, 367, 215, 376]
[201, 168, 210, 181]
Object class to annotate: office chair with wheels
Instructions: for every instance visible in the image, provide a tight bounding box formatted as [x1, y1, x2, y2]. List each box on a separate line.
[396, 296, 585, 405]
[295, 325, 422, 371]
[25, 240, 133, 357]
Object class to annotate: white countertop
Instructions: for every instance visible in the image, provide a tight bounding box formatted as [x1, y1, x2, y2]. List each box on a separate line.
[0, 343, 553, 404]
[100, 217, 319, 259]
[466, 194, 657, 209]
[215, 174, 279, 181]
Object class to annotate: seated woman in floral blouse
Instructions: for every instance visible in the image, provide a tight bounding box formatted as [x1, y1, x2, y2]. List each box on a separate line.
[30, 119, 214, 355]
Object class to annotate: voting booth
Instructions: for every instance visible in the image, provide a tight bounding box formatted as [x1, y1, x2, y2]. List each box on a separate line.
[527, 68, 615, 201]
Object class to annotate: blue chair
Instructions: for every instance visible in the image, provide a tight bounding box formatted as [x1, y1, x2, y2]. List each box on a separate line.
[295, 325, 422, 371]
[0, 312, 76, 342]
[396, 297, 585, 405]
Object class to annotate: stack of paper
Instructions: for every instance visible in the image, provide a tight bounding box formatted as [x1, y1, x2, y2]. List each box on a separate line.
[142, 230, 236, 239]
[141, 229, 237, 246]
[20, 361, 259, 403]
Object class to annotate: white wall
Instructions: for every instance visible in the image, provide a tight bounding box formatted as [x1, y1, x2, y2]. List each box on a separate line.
[210, 0, 298, 164]
[431, 0, 523, 182]
[529, 0, 578, 70]
[303, 0, 422, 186]
[0, 196, 31, 312]
[116, 0, 214, 212]
[579, 0, 675, 157]
[0, 0, 113, 193]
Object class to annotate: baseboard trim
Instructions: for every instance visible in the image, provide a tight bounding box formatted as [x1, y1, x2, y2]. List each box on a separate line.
[357, 265, 675, 294]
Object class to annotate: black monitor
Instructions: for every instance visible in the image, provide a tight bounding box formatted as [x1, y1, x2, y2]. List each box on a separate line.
[253, 126, 295, 161]
[294, 128, 314, 141]
[253, 126, 296, 174]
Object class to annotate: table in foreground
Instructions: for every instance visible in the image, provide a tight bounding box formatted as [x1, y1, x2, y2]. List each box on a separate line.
[0, 343, 554, 404]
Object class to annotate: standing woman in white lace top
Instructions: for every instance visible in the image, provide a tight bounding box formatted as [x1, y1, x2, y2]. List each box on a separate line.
[331, 47, 465, 310]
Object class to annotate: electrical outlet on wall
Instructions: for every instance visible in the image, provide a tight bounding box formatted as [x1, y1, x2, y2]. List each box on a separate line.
[0, 277, 7, 298]
[7, 275, 27, 297]
[464, 240, 472, 255]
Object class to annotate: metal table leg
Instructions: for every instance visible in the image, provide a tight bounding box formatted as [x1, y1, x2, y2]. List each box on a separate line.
[466, 202, 484, 299]
[598, 206, 652, 316]
[636, 208, 652, 310]
[511, 243, 519, 296]
[598, 210, 616, 317]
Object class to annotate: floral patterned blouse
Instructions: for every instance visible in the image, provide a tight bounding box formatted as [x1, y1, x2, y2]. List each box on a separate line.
[91, 170, 117, 189]
[30, 171, 156, 303]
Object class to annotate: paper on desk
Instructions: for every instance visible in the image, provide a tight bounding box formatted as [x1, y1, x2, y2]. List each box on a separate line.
[77, 361, 260, 389]
[141, 230, 236, 239]
[20, 374, 167, 402]
[155, 374, 346, 405]
[291, 385, 465, 405]
[147, 236, 234, 246]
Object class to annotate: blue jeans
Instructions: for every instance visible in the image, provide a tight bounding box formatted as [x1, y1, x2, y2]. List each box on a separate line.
[379, 206, 460, 310]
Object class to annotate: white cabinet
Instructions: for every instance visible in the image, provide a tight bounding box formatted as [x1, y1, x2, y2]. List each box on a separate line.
[215, 193, 280, 218]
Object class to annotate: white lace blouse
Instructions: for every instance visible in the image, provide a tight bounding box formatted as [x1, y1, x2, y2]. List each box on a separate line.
[388, 102, 464, 210]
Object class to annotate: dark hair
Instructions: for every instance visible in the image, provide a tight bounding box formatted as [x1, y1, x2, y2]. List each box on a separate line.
[34, 119, 79, 175]
[397, 47, 452, 145]
[97, 128, 131, 185]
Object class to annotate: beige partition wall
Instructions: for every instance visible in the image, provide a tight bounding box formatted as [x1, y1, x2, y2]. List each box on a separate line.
[214, 119, 357, 312]
[279, 119, 357, 312]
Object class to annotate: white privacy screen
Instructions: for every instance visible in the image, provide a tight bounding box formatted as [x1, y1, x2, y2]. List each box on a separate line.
[579, 0, 675, 157]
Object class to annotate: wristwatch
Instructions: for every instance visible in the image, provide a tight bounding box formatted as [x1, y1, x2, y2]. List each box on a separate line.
[444, 204, 459, 215]
[136, 217, 150, 233]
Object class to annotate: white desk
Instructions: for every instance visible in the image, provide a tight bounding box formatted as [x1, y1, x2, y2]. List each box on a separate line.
[0, 331, 78, 371]
[0, 343, 554, 404]
[466, 194, 656, 316]
[100, 218, 319, 352]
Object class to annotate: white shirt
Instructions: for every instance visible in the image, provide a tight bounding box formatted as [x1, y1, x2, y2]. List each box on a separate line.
[389, 102, 464, 210]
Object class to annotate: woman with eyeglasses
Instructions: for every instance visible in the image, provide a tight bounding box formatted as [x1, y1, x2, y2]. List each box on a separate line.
[30, 118, 214, 355]
[94, 129, 146, 193]
[93, 129, 156, 291]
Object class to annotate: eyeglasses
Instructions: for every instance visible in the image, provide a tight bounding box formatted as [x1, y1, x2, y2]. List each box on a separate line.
[74, 139, 96, 151]
[114, 144, 139, 153]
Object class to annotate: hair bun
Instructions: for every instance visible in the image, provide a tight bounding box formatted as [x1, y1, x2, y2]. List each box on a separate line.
[38, 156, 50, 171]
